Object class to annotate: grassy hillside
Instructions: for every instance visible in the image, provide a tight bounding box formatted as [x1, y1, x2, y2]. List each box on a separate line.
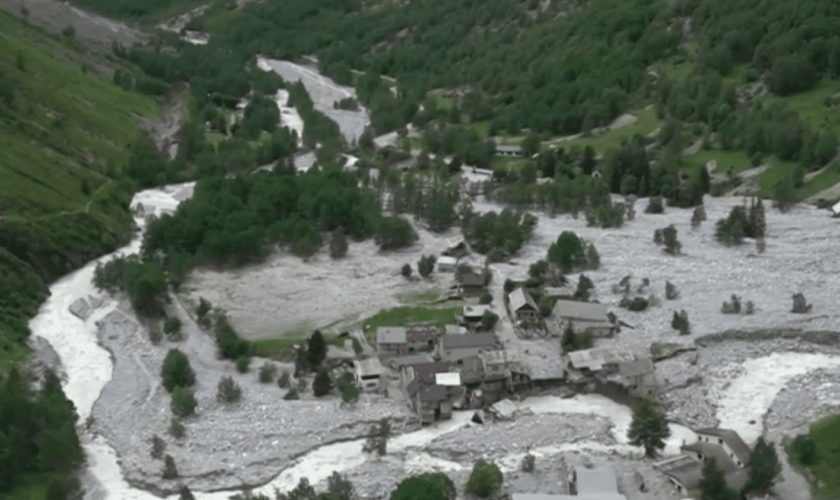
[0, 9, 157, 364]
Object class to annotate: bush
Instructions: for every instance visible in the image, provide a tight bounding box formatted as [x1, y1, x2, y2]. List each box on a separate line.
[163, 317, 183, 340]
[401, 263, 412, 278]
[645, 196, 664, 214]
[586, 202, 625, 228]
[151, 435, 166, 460]
[418, 255, 437, 277]
[721, 295, 742, 314]
[214, 315, 251, 361]
[336, 373, 360, 404]
[168, 418, 186, 439]
[791, 293, 812, 314]
[390, 473, 456, 500]
[671, 310, 691, 335]
[620, 296, 649, 311]
[561, 326, 594, 352]
[196, 297, 212, 326]
[313, 368, 332, 397]
[665, 281, 679, 300]
[662, 225, 681, 255]
[236, 355, 251, 373]
[308, 330, 328, 368]
[259, 362, 278, 383]
[277, 370, 291, 388]
[283, 387, 300, 400]
[792, 435, 817, 465]
[375, 216, 419, 250]
[217, 376, 243, 403]
[756, 238, 766, 254]
[691, 205, 707, 229]
[521, 454, 536, 473]
[171, 387, 197, 417]
[162, 455, 178, 479]
[479, 292, 493, 305]
[161, 349, 195, 392]
[466, 459, 503, 498]
[744, 301, 755, 315]
[330, 227, 348, 259]
[480, 310, 499, 331]
[574, 274, 594, 302]
[149, 324, 163, 345]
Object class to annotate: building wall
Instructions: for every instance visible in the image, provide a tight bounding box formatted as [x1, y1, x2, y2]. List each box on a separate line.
[696, 433, 747, 467]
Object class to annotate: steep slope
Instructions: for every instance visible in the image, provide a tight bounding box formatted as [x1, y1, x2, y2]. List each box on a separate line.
[0, 10, 157, 364]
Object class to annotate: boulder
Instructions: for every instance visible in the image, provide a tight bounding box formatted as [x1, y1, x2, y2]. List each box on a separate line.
[69, 298, 91, 320]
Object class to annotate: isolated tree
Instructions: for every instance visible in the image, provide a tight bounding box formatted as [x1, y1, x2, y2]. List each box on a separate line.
[792, 293, 812, 313]
[330, 227, 349, 259]
[662, 225, 681, 255]
[283, 387, 300, 400]
[336, 372, 360, 404]
[698, 458, 736, 500]
[479, 292, 493, 304]
[294, 344, 310, 377]
[179, 485, 195, 500]
[164, 317, 183, 341]
[645, 196, 664, 214]
[653, 228, 664, 245]
[585, 243, 601, 270]
[217, 376, 243, 403]
[313, 368, 332, 397]
[277, 370, 291, 388]
[163, 455, 178, 479]
[480, 310, 499, 331]
[259, 362, 278, 383]
[548, 231, 587, 273]
[401, 263, 413, 278]
[161, 349, 196, 393]
[744, 301, 755, 315]
[574, 274, 595, 302]
[628, 398, 670, 458]
[747, 197, 766, 239]
[170, 387, 197, 417]
[363, 418, 392, 456]
[418, 255, 437, 277]
[466, 459, 503, 498]
[308, 330, 328, 368]
[168, 418, 186, 439]
[326, 471, 357, 500]
[235, 355, 251, 373]
[390, 473, 456, 500]
[625, 195, 637, 221]
[671, 310, 690, 335]
[521, 454, 536, 473]
[691, 205, 707, 229]
[196, 297, 212, 326]
[665, 281, 679, 300]
[743, 437, 781, 496]
[721, 295, 741, 314]
[150, 435, 166, 460]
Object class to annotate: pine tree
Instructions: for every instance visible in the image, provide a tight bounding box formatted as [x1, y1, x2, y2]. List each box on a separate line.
[743, 437, 781, 496]
[163, 455, 178, 479]
[308, 330, 327, 369]
[627, 399, 671, 458]
[313, 368, 332, 397]
[698, 458, 736, 500]
[330, 227, 348, 259]
[747, 197, 766, 238]
[691, 205, 707, 229]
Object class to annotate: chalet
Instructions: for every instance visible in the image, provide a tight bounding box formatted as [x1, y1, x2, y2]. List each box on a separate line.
[509, 287, 539, 320]
[376, 324, 437, 356]
[458, 272, 487, 296]
[552, 300, 618, 337]
[496, 144, 524, 157]
[617, 358, 656, 397]
[438, 333, 499, 362]
[437, 255, 458, 272]
[654, 428, 752, 495]
[353, 357, 385, 391]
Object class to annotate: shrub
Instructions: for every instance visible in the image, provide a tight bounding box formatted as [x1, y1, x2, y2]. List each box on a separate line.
[151, 435, 166, 460]
[170, 387, 197, 417]
[235, 355, 251, 373]
[179, 485, 195, 500]
[214, 315, 251, 361]
[504, 279, 516, 294]
[645, 196, 664, 214]
[756, 238, 766, 254]
[480, 310, 499, 331]
[162, 455, 178, 479]
[168, 418, 186, 439]
[791, 293, 812, 314]
[585, 243, 600, 270]
[586, 202, 625, 228]
[574, 274, 595, 302]
[283, 387, 300, 400]
[62, 25, 76, 39]
[721, 295, 742, 314]
[277, 370, 291, 388]
[401, 263, 412, 278]
[196, 297, 212, 326]
[653, 228, 664, 245]
[691, 205, 707, 229]
[418, 255, 437, 277]
[259, 362, 278, 383]
[308, 330, 328, 368]
[479, 292, 493, 305]
[792, 435, 817, 465]
[329, 227, 349, 259]
[336, 373, 360, 404]
[466, 459, 503, 498]
[161, 349, 195, 392]
[561, 326, 594, 352]
[149, 324, 163, 345]
[217, 376, 243, 403]
[163, 317, 183, 341]
[521, 454, 536, 473]
[665, 281, 679, 300]
[744, 301, 755, 315]
[662, 225, 681, 255]
[313, 368, 332, 397]
[620, 296, 649, 311]
[671, 310, 690, 335]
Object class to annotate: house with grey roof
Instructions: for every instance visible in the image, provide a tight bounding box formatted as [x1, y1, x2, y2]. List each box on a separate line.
[509, 287, 539, 320]
[376, 326, 406, 354]
[438, 333, 499, 362]
[437, 255, 458, 272]
[617, 358, 656, 396]
[654, 428, 752, 495]
[376, 324, 437, 356]
[458, 272, 487, 296]
[495, 144, 524, 157]
[551, 299, 618, 337]
[353, 357, 385, 391]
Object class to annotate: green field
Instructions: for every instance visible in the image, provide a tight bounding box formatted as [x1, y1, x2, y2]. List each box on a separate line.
[789, 414, 840, 498]
[764, 79, 840, 136]
[360, 305, 462, 342]
[250, 332, 347, 359]
[554, 107, 662, 155]
[685, 149, 754, 175]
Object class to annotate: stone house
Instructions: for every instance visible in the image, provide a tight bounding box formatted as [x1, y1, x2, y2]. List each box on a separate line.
[399, 361, 462, 424]
[353, 357, 385, 391]
[437, 255, 458, 272]
[551, 299, 618, 337]
[617, 358, 656, 397]
[458, 273, 487, 296]
[438, 333, 499, 362]
[654, 428, 752, 494]
[376, 324, 437, 356]
[509, 287, 539, 320]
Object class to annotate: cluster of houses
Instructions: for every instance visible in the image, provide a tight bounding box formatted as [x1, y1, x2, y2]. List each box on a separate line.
[509, 286, 619, 339]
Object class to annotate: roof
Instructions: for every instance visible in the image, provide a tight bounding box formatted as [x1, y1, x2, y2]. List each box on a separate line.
[694, 428, 752, 464]
[833, 200, 840, 214]
[656, 455, 704, 489]
[418, 384, 449, 401]
[460, 273, 486, 287]
[509, 287, 538, 312]
[441, 333, 497, 350]
[406, 323, 437, 342]
[543, 285, 576, 297]
[463, 304, 492, 318]
[496, 145, 522, 153]
[445, 324, 468, 335]
[435, 372, 462, 386]
[376, 326, 406, 344]
[553, 300, 608, 322]
[406, 361, 456, 384]
[391, 353, 434, 367]
[437, 256, 458, 266]
[682, 442, 739, 473]
[353, 358, 384, 376]
[618, 358, 654, 378]
[567, 348, 635, 371]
